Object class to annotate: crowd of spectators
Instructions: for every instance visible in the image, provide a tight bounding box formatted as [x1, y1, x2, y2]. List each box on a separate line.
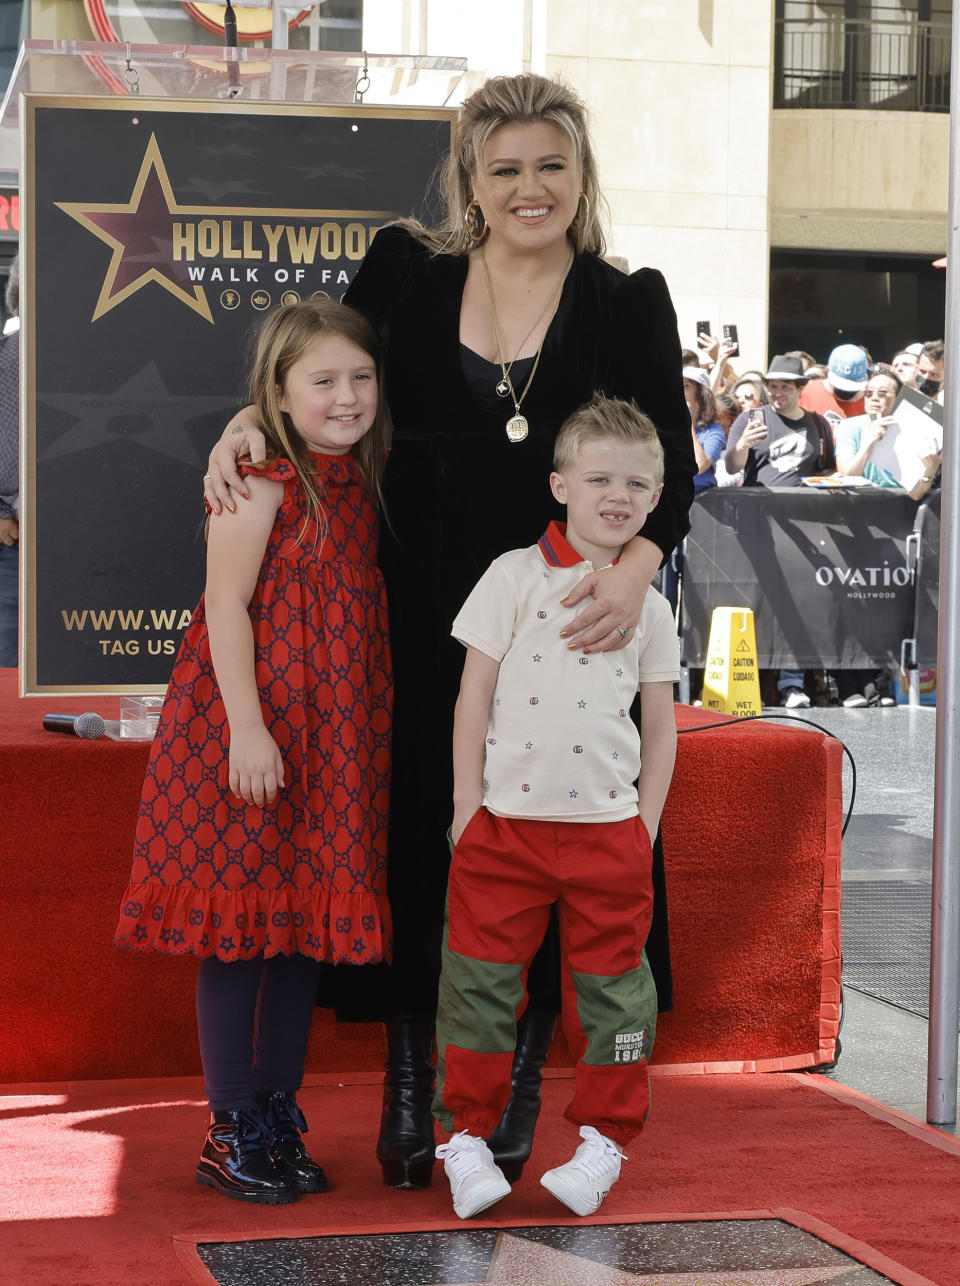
[675, 328, 944, 709]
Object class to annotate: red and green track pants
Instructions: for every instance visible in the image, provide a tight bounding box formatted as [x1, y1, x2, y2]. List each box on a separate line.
[432, 808, 656, 1148]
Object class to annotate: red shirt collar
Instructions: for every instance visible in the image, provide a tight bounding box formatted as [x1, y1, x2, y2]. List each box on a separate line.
[538, 521, 587, 567]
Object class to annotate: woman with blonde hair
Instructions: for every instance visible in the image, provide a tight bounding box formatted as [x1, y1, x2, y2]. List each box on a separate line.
[206, 72, 695, 1192]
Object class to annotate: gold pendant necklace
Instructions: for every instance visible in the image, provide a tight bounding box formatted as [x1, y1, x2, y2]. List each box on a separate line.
[480, 244, 572, 443]
[506, 413, 529, 443]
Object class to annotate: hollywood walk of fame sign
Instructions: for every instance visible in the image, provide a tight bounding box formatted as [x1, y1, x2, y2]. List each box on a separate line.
[21, 94, 452, 694]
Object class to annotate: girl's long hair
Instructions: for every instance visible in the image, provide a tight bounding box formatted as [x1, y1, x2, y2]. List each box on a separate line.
[403, 73, 607, 258]
[247, 299, 388, 548]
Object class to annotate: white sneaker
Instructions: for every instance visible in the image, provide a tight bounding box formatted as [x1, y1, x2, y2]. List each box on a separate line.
[540, 1125, 626, 1216]
[435, 1132, 510, 1219]
[783, 688, 811, 709]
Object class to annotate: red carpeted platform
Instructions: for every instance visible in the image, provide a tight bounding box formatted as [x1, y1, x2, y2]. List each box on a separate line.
[0, 668, 841, 1080]
[1, 1071, 958, 1286]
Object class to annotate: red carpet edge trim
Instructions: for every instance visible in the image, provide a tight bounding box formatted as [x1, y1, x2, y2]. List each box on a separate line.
[171, 1207, 939, 1286]
[818, 736, 844, 1064]
[795, 1072, 960, 1155]
[774, 1207, 941, 1286]
[1, 1057, 854, 1098]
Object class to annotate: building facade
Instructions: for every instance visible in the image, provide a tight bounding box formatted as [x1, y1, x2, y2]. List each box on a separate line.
[19, 0, 952, 363]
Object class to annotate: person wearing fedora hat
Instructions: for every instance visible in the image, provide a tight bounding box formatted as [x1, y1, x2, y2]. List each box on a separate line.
[800, 343, 867, 429]
[724, 354, 836, 708]
[724, 354, 834, 489]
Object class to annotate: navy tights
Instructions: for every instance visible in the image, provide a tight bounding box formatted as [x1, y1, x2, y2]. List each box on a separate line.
[196, 953, 322, 1111]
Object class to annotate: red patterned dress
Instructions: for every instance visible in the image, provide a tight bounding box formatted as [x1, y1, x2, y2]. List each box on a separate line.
[115, 452, 392, 964]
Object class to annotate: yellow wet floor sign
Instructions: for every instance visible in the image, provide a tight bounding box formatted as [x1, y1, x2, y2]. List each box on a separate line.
[701, 607, 762, 716]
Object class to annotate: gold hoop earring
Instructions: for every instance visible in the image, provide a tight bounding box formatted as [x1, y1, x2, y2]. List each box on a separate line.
[464, 200, 489, 244]
[573, 191, 590, 232]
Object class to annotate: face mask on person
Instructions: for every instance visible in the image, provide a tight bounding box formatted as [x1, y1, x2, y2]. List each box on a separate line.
[917, 376, 942, 398]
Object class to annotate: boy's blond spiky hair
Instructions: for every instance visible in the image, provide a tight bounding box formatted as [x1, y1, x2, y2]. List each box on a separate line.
[553, 394, 664, 485]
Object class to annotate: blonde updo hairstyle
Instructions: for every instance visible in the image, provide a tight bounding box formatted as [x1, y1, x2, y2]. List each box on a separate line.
[418, 73, 607, 257]
[246, 299, 388, 547]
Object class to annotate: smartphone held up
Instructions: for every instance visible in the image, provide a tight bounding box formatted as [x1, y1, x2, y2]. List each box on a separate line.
[747, 407, 767, 441]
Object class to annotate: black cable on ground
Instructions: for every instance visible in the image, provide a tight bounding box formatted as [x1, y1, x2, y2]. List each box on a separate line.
[676, 711, 858, 838]
[677, 709, 856, 1072]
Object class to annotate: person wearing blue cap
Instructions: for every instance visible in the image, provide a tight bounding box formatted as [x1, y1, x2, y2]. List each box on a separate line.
[800, 343, 867, 431]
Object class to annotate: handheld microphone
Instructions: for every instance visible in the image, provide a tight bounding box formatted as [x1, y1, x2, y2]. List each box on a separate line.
[224, 1, 238, 46]
[42, 712, 106, 739]
[223, 2, 240, 92]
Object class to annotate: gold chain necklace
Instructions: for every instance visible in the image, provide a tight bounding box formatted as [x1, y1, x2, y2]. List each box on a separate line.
[480, 244, 573, 443]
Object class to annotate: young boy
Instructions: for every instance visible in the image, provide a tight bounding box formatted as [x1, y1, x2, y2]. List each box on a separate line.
[433, 394, 680, 1220]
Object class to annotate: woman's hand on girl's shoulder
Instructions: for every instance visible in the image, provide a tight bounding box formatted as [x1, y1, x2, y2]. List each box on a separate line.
[229, 724, 285, 807]
[205, 405, 268, 515]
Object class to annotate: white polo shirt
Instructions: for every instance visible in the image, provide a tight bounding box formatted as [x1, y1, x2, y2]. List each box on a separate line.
[451, 522, 680, 824]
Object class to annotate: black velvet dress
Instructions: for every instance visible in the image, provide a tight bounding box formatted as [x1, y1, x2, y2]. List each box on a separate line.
[324, 225, 695, 1020]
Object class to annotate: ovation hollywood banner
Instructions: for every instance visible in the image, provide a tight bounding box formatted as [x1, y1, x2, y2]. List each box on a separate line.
[23, 96, 453, 694]
[680, 487, 921, 669]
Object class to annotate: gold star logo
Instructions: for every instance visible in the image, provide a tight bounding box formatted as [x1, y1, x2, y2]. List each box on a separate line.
[56, 134, 213, 324]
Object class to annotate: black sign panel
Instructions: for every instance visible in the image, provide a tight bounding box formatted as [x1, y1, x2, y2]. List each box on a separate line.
[23, 96, 452, 694]
[912, 490, 940, 668]
[681, 487, 919, 668]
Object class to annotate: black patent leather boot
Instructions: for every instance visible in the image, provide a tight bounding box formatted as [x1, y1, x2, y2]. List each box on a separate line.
[487, 1007, 557, 1183]
[257, 1089, 330, 1193]
[376, 1018, 437, 1188]
[196, 1107, 299, 1204]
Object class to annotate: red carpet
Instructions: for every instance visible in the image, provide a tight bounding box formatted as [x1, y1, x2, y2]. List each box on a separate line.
[1, 665, 842, 1081]
[1, 1070, 958, 1286]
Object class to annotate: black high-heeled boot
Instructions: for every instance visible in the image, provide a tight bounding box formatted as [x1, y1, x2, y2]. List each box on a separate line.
[487, 1007, 557, 1183]
[376, 1018, 437, 1188]
[257, 1089, 330, 1193]
[196, 1106, 299, 1204]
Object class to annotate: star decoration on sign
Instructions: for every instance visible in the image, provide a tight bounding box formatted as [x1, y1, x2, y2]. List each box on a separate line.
[418, 1232, 855, 1285]
[178, 176, 267, 203]
[56, 134, 398, 326]
[37, 362, 235, 468]
[292, 161, 374, 181]
[56, 135, 214, 323]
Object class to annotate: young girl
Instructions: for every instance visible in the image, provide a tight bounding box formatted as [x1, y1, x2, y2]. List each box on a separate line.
[115, 300, 392, 1205]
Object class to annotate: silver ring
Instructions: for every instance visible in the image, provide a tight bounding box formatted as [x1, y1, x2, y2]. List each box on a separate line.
[203, 473, 212, 480]
[617, 626, 629, 639]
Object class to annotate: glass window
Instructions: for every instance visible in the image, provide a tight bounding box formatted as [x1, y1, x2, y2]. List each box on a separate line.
[775, 0, 952, 111]
[770, 250, 946, 364]
[0, 0, 24, 96]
